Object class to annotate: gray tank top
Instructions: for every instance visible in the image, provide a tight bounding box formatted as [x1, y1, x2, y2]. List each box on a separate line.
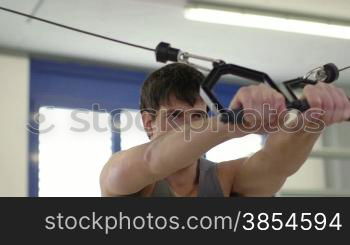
[151, 158, 224, 197]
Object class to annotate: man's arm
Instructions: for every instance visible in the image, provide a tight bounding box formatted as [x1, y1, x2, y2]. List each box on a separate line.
[100, 116, 244, 196]
[231, 128, 320, 196]
[230, 83, 350, 196]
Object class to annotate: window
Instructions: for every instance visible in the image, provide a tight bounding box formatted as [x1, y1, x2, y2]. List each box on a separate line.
[30, 58, 146, 196]
[206, 134, 263, 162]
[120, 109, 149, 150]
[38, 107, 112, 197]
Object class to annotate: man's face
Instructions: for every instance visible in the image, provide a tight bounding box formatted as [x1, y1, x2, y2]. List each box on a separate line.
[142, 95, 207, 140]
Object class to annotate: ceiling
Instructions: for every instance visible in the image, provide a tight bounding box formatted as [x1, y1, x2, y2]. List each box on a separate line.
[0, 0, 349, 84]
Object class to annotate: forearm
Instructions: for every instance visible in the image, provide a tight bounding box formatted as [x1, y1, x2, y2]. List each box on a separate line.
[234, 119, 321, 196]
[262, 126, 321, 177]
[102, 116, 244, 195]
[144, 116, 243, 177]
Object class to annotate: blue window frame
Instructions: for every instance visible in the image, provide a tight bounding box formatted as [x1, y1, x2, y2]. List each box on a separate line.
[28, 58, 240, 197]
[29, 58, 147, 196]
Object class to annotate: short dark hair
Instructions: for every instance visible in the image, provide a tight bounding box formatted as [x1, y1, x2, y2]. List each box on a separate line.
[140, 63, 204, 113]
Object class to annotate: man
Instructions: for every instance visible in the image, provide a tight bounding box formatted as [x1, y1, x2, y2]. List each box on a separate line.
[100, 63, 350, 197]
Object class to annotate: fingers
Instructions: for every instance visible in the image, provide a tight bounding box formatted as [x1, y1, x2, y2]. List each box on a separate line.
[303, 84, 322, 111]
[318, 83, 334, 125]
[326, 84, 344, 123]
[303, 83, 350, 126]
[230, 84, 286, 127]
[230, 86, 250, 109]
[230, 81, 349, 129]
[274, 92, 287, 113]
[336, 86, 350, 121]
[230, 86, 257, 124]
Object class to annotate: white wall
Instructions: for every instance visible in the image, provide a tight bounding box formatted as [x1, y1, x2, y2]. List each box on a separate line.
[281, 138, 326, 193]
[0, 52, 29, 196]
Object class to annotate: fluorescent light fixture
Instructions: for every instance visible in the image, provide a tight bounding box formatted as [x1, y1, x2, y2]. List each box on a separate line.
[184, 4, 350, 40]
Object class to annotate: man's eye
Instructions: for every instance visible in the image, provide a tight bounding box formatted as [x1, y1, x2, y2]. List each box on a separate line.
[168, 111, 182, 119]
[192, 113, 206, 120]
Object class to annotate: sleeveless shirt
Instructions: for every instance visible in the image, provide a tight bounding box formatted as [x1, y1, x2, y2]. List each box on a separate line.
[150, 158, 225, 197]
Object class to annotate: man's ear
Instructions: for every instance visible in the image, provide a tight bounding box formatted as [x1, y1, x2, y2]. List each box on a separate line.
[141, 111, 155, 139]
